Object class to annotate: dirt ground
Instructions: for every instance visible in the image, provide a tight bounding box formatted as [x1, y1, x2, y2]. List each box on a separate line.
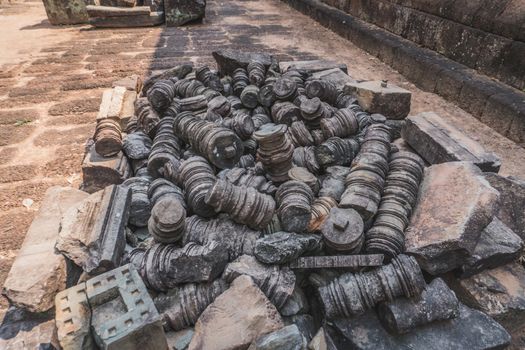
[0, 0, 524, 321]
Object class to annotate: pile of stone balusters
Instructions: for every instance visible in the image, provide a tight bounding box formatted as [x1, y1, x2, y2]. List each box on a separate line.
[6, 52, 524, 350]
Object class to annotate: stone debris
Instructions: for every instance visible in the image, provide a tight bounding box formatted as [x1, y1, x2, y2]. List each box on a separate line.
[250, 324, 307, 350]
[3, 55, 519, 349]
[402, 112, 501, 172]
[56, 185, 131, 275]
[405, 161, 500, 275]
[485, 172, 525, 239]
[188, 275, 284, 350]
[331, 303, 510, 350]
[164, 0, 206, 27]
[377, 278, 460, 334]
[344, 80, 411, 120]
[82, 144, 131, 193]
[458, 217, 523, 278]
[253, 231, 321, 264]
[154, 279, 228, 331]
[2, 186, 88, 313]
[447, 262, 525, 337]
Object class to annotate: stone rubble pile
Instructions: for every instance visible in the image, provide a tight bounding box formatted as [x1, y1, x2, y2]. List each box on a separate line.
[2, 51, 524, 350]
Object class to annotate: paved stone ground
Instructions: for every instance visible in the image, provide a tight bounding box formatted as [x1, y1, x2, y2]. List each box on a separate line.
[1, 0, 524, 320]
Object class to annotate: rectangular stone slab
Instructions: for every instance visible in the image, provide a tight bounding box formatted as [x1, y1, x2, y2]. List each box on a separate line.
[288, 255, 384, 269]
[89, 11, 164, 28]
[279, 60, 348, 74]
[331, 303, 510, 350]
[401, 112, 501, 172]
[86, 5, 152, 17]
[405, 161, 500, 275]
[2, 186, 88, 313]
[344, 80, 411, 119]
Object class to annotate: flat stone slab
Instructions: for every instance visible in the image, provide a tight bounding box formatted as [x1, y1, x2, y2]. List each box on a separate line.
[405, 161, 500, 275]
[189, 275, 284, 350]
[87, 5, 152, 17]
[448, 262, 525, 336]
[485, 173, 525, 240]
[2, 186, 88, 313]
[279, 60, 348, 74]
[344, 80, 411, 119]
[331, 303, 510, 350]
[310, 68, 355, 90]
[459, 218, 523, 278]
[89, 11, 165, 27]
[402, 112, 501, 172]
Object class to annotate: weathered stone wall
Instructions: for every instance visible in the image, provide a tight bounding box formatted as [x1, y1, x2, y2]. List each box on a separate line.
[320, 0, 525, 90]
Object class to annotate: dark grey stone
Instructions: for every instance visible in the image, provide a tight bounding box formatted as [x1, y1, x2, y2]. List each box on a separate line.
[254, 231, 321, 265]
[459, 218, 523, 278]
[378, 278, 460, 334]
[122, 132, 152, 160]
[279, 286, 309, 317]
[332, 304, 510, 350]
[485, 173, 525, 240]
[253, 325, 307, 350]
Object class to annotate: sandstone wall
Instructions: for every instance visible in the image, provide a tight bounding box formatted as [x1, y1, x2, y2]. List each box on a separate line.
[320, 0, 525, 90]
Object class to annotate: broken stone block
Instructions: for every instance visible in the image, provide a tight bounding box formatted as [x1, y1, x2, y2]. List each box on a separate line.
[0, 317, 59, 350]
[288, 254, 384, 270]
[183, 215, 261, 261]
[308, 327, 338, 350]
[310, 68, 355, 90]
[164, 0, 205, 26]
[344, 80, 411, 120]
[283, 314, 317, 342]
[56, 265, 167, 350]
[166, 328, 194, 350]
[222, 255, 295, 310]
[2, 186, 88, 314]
[155, 279, 228, 331]
[254, 231, 321, 265]
[130, 241, 228, 291]
[188, 275, 284, 350]
[55, 283, 95, 349]
[122, 132, 152, 161]
[56, 185, 131, 275]
[42, 0, 88, 24]
[459, 218, 523, 278]
[212, 50, 274, 77]
[405, 162, 500, 275]
[485, 173, 525, 239]
[251, 324, 307, 350]
[331, 303, 510, 350]
[82, 144, 131, 193]
[378, 278, 460, 335]
[402, 112, 501, 172]
[279, 60, 348, 74]
[448, 262, 525, 337]
[279, 286, 309, 317]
